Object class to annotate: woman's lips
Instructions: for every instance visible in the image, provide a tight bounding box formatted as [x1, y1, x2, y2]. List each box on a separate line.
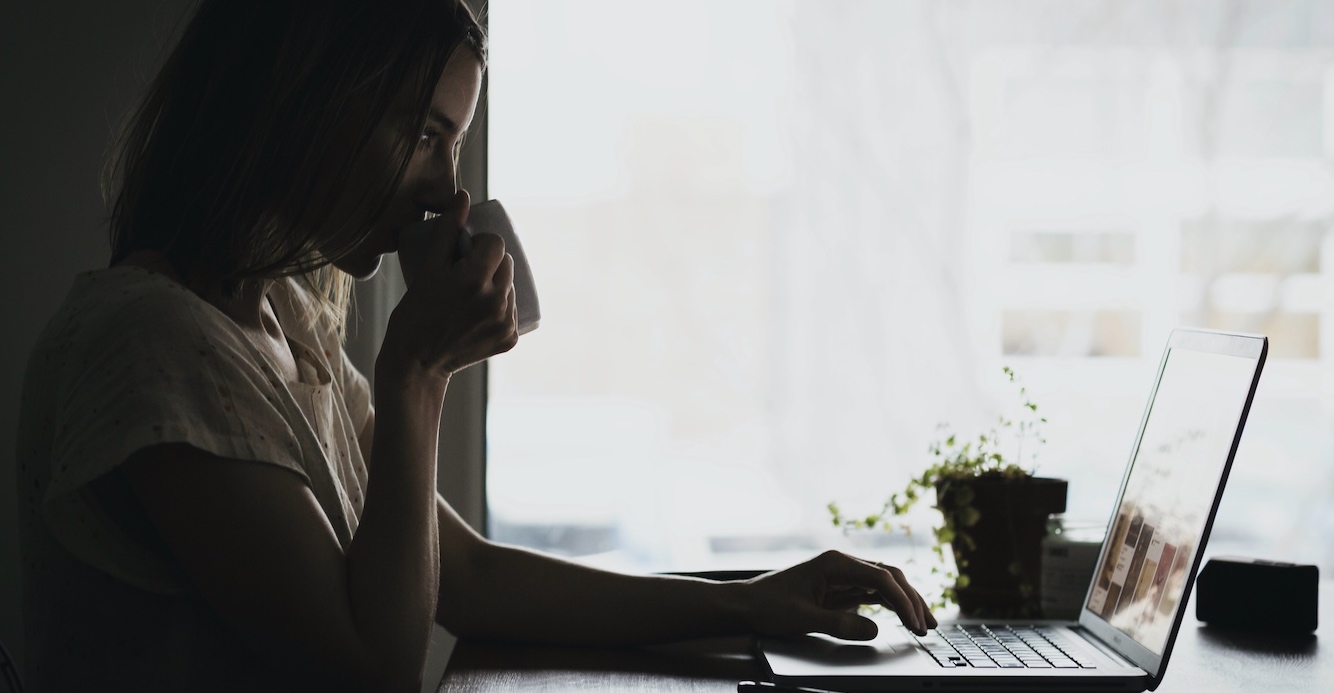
[390, 212, 440, 253]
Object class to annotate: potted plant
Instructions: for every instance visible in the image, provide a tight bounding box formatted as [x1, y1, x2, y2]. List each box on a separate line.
[829, 367, 1067, 617]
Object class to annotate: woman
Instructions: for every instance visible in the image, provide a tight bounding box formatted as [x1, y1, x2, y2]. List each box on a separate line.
[16, 1, 935, 690]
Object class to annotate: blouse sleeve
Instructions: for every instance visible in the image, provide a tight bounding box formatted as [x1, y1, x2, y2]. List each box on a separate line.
[43, 281, 309, 593]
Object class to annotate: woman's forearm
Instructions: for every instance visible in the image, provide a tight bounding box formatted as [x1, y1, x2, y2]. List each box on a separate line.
[439, 538, 748, 646]
[435, 532, 936, 647]
[344, 370, 447, 688]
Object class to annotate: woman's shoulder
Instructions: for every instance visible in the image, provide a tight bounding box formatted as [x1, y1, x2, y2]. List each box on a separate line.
[31, 266, 252, 388]
[57, 266, 222, 341]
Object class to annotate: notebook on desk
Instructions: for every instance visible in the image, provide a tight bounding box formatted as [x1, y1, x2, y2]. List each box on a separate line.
[757, 327, 1268, 692]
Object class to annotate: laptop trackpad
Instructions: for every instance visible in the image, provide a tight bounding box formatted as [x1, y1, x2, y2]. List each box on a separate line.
[760, 622, 922, 668]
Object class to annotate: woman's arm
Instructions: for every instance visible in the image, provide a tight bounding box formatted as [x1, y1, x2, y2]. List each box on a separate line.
[120, 369, 448, 692]
[434, 497, 934, 645]
[433, 494, 757, 645]
[358, 411, 934, 647]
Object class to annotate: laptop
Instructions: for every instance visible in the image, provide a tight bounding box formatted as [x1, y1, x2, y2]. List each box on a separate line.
[758, 327, 1268, 692]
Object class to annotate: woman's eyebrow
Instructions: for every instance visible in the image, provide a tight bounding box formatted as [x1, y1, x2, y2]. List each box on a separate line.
[427, 109, 461, 133]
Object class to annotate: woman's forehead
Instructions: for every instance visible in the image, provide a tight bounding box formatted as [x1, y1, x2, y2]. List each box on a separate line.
[382, 50, 481, 128]
[428, 51, 484, 132]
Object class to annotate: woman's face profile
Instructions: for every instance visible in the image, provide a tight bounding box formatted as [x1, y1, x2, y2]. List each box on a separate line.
[333, 49, 484, 280]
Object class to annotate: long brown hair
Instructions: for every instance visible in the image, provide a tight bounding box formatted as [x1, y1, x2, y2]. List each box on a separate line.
[105, 0, 486, 335]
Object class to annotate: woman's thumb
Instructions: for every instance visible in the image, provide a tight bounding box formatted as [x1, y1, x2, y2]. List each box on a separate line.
[806, 607, 879, 641]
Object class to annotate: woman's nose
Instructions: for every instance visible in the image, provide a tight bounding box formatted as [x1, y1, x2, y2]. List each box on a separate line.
[418, 163, 459, 212]
[441, 156, 458, 194]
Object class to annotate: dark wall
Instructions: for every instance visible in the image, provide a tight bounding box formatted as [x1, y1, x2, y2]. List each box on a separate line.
[0, 0, 199, 669]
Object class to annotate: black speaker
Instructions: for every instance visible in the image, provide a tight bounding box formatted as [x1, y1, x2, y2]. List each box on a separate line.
[1195, 556, 1318, 633]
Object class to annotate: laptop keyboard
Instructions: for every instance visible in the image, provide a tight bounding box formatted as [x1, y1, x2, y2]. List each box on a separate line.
[915, 624, 1098, 669]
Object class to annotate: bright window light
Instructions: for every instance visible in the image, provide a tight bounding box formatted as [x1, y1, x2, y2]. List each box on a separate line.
[486, 0, 1334, 584]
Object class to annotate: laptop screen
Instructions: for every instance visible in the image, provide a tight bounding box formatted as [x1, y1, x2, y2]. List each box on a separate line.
[1084, 345, 1260, 655]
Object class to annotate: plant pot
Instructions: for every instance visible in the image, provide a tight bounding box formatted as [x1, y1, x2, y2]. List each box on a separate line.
[936, 475, 1068, 618]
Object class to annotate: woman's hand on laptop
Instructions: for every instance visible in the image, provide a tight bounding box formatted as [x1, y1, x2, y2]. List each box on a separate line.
[740, 550, 937, 639]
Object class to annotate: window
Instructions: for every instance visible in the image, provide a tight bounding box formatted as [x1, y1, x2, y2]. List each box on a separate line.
[484, 0, 1334, 586]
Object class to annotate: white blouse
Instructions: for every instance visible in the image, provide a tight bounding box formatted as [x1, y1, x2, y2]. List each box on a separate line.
[17, 266, 372, 691]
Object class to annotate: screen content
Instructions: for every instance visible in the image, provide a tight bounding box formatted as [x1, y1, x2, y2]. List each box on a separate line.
[1085, 348, 1257, 654]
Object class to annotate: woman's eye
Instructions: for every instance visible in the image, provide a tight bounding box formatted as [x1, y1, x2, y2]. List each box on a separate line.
[418, 129, 440, 147]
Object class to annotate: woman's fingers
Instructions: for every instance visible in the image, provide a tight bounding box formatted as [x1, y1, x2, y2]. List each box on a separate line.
[447, 234, 514, 330]
[911, 582, 937, 630]
[819, 581, 937, 633]
[418, 190, 472, 267]
[492, 250, 515, 293]
[389, 230, 519, 376]
[459, 232, 508, 277]
[501, 261, 518, 333]
[867, 561, 931, 634]
[741, 551, 938, 644]
[816, 551, 932, 635]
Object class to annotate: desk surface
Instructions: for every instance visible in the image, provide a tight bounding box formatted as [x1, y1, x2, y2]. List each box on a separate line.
[439, 582, 1330, 692]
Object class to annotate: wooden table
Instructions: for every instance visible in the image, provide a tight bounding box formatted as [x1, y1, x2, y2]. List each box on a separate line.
[439, 581, 1330, 692]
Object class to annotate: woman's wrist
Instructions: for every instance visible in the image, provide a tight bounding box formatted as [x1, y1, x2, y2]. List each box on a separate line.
[374, 352, 451, 407]
[715, 578, 759, 635]
[376, 330, 450, 379]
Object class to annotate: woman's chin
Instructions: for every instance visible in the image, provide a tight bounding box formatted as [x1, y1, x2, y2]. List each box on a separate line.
[334, 253, 384, 281]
